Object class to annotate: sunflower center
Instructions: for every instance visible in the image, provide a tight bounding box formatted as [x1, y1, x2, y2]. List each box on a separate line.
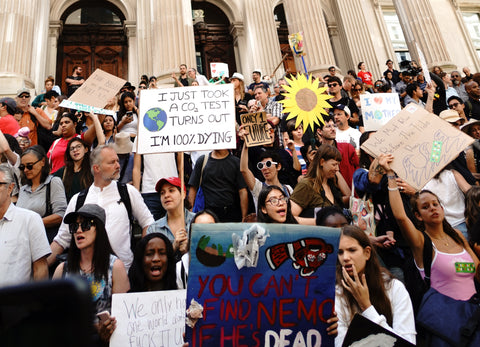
[295, 88, 318, 112]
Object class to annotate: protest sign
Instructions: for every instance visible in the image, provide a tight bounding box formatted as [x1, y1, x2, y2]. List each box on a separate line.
[110, 290, 186, 347]
[240, 111, 270, 147]
[416, 42, 431, 84]
[361, 103, 474, 190]
[342, 314, 415, 347]
[210, 63, 229, 78]
[68, 68, 126, 108]
[137, 84, 236, 154]
[59, 99, 116, 116]
[186, 223, 340, 347]
[361, 93, 401, 131]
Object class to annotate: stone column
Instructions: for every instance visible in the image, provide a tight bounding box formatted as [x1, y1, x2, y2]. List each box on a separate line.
[393, 0, 454, 69]
[45, 21, 62, 85]
[124, 21, 138, 84]
[136, 0, 196, 85]
[242, 0, 284, 80]
[282, 0, 336, 76]
[0, 0, 44, 95]
[333, 0, 383, 78]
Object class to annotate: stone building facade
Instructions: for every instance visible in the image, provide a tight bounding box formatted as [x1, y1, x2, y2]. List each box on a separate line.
[0, 0, 479, 96]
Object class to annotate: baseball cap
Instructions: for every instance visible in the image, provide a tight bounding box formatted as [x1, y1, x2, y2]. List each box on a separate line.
[230, 72, 244, 81]
[0, 97, 17, 114]
[16, 88, 31, 97]
[155, 177, 185, 193]
[253, 69, 262, 75]
[64, 204, 106, 225]
[332, 104, 351, 116]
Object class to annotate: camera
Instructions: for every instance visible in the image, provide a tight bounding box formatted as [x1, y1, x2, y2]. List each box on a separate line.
[399, 60, 422, 77]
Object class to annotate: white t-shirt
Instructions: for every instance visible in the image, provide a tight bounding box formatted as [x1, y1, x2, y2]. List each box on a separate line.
[336, 127, 361, 149]
[0, 204, 51, 287]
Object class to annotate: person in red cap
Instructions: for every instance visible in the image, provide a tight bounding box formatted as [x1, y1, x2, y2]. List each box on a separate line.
[145, 177, 194, 261]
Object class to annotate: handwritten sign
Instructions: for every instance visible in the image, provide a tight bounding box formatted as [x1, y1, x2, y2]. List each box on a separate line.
[68, 68, 126, 108]
[210, 63, 229, 78]
[110, 290, 186, 347]
[361, 93, 401, 131]
[361, 103, 474, 190]
[241, 111, 270, 147]
[416, 42, 431, 84]
[137, 84, 236, 154]
[59, 100, 116, 116]
[186, 223, 340, 347]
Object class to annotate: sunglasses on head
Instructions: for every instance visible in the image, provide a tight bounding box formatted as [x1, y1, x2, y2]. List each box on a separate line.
[19, 158, 42, 171]
[69, 219, 95, 234]
[257, 160, 277, 170]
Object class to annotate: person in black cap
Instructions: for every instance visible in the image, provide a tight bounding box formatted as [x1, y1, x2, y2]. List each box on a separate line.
[120, 82, 135, 93]
[0, 97, 20, 135]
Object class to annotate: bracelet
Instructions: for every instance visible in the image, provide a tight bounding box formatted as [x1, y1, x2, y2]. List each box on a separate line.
[387, 175, 396, 179]
[388, 186, 399, 191]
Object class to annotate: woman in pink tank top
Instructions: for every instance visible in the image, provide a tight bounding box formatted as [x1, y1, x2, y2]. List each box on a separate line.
[379, 154, 479, 300]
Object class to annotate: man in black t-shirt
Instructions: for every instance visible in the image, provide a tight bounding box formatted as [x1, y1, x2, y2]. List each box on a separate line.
[247, 70, 269, 95]
[65, 66, 85, 97]
[327, 76, 361, 128]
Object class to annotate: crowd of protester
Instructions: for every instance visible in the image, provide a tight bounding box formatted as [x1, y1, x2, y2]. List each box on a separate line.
[1, 60, 480, 345]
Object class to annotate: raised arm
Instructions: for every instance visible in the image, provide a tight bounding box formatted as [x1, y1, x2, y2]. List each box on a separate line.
[239, 140, 256, 191]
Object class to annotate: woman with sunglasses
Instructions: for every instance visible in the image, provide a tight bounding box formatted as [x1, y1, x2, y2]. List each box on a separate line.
[240, 133, 292, 211]
[53, 138, 93, 202]
[17, 145, 67, 243]
[53, 204, 130, 343]
[257, 185, 297, 224]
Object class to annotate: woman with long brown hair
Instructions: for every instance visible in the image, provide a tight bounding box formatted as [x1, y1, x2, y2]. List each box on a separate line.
[335, 225, 416, 346]
[290, 144, 350, 217]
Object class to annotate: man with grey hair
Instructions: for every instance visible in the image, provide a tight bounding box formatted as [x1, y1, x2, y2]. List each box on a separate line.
[0, 164, 50, 287]
[49, 145, 154, 270]
[187, 67, 209, 86]
[451, 70, 469, 102]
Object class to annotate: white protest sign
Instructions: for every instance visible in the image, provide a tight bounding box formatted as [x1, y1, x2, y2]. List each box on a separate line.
[361, 93, 401, 131]
[110, 290, 186, 347]
[210, 62, 229, 78]
[59, 100, 116, 116]
[416, 42, 431, 84]
[137, 84, 236, 154]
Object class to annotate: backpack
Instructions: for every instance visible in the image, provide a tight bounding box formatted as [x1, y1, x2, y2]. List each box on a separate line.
[75, 182, 138, 250]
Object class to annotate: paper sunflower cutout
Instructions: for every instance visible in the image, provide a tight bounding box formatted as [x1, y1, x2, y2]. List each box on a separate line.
[280, 74, 332, 131]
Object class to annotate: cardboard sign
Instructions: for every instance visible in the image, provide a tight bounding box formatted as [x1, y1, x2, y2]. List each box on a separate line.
[68, 68, 126, 108]
[210, 63, 229, 78]
[361, 93, 401, 131]
[342, 314, 415, 347]
[240, 111, 271, 147]
[361, 103, 474, 190]
[59, 100, 116, 116]
[416, 42, 431, 84]
[137, 84, 236, 154]
[186, 223, 340, 347]
[110, 290, 186, 347]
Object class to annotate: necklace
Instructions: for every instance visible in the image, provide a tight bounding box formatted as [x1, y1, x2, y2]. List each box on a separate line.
[431, 235, 449, 247]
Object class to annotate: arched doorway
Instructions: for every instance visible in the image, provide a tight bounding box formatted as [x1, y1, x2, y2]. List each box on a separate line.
[274, 4, 296, 75]
[192, 2, 237, 79]
[56, 1, 128, 93]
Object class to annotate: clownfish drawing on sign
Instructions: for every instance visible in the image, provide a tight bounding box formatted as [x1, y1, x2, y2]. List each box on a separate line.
[265, 238, 334, 277]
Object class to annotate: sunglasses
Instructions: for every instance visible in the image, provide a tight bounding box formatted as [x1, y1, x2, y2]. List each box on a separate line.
[69, 219, 95, 234]
[448, 103, 460, 109]
[18, 94, 30, 99]
[257, 160, 277, 170]
[451, 75, 459, 78]
[354, 88, 362, 91]
[19, 158, 42, 171]
[328, 83, 338, 88]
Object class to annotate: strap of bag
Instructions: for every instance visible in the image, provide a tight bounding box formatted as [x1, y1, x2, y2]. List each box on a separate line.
[117, 181, 133, 226]
[45, 180, 52, 217]
[422, 231, 433, 288]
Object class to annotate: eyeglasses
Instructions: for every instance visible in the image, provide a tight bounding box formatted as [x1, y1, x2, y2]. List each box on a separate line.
[19, 158, 42, 171]
[69, 144, 84, 152]
[448, 103, 460, 109]
[266, 196, 288, 206]
[375, 84, 382, 87]
[329, 69, 335, 72]
[328, 83, 338, 88]
[18, 95, 30, 99]
[257, 160, 277, 170]
[69, 219, 96, 234]
[451, 75, 459, 78]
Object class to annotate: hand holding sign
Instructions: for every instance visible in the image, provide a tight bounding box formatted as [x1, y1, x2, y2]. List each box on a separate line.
[240, 111, 271, 147]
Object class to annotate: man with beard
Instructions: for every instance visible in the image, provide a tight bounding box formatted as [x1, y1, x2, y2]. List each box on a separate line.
[451, 70, 469, 102]
[48, 145, 154, 270]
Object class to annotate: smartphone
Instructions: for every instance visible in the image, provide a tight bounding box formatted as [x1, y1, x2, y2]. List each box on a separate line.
[96, 310, 111, 324]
